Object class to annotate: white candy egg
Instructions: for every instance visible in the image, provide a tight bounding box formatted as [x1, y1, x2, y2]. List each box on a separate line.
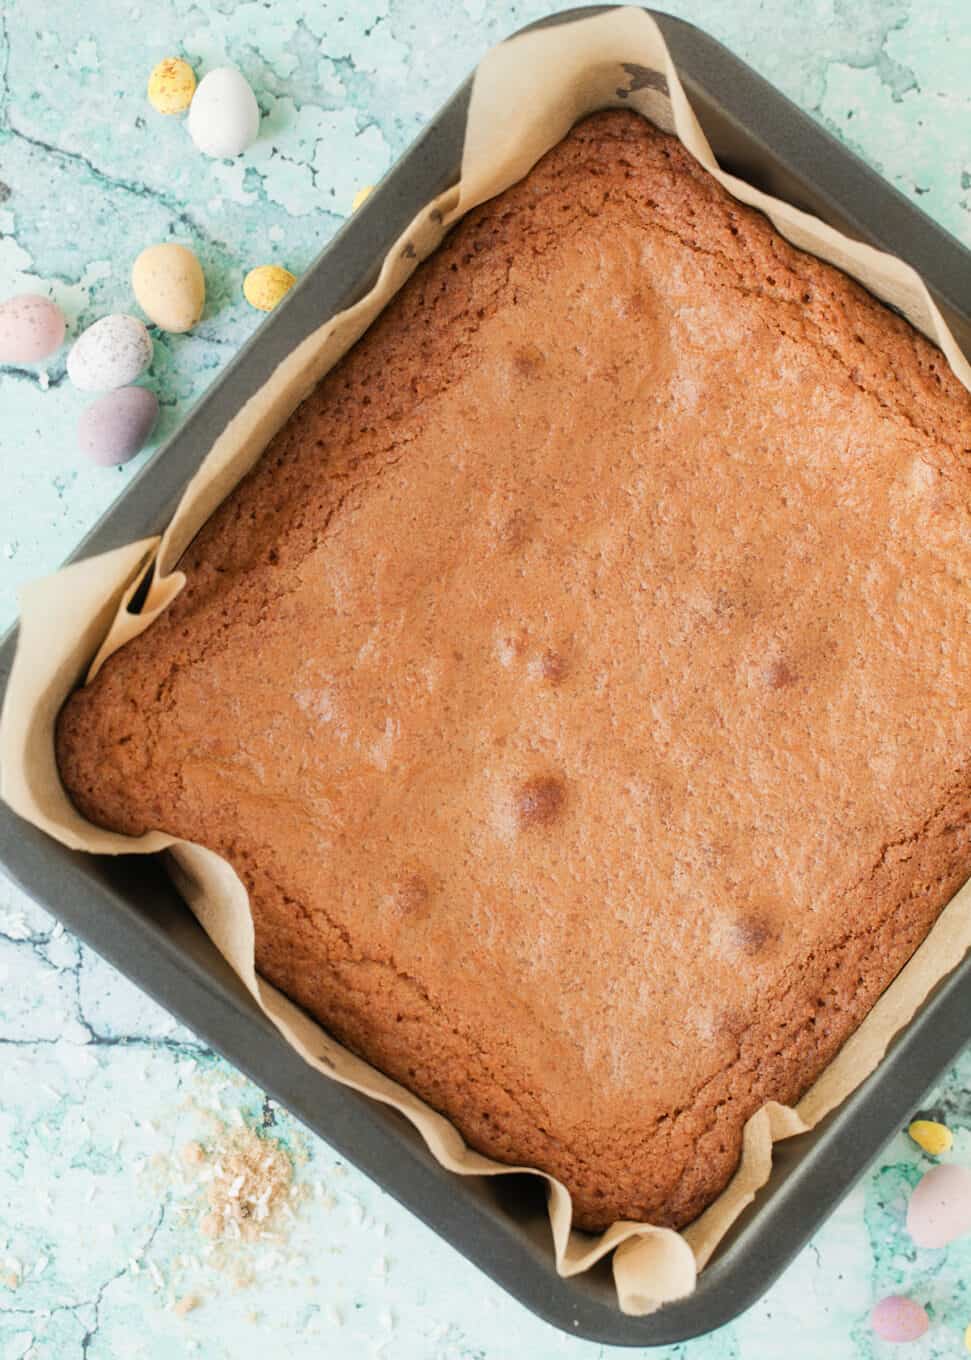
[67, 315, 153, 392]
[187, 67, 259, 158]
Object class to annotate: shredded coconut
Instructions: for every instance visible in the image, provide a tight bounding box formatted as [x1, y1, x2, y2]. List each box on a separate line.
[194, 1127, 293, 1245]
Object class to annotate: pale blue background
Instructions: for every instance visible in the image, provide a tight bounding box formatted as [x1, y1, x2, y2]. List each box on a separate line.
[1, 2, 970, 1357]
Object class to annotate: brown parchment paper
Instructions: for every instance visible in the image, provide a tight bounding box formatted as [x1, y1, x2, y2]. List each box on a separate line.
[3, 7, 971, 1316]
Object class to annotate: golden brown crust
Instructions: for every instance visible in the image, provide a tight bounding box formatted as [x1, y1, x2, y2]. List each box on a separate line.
[56, 112, 971, 1231]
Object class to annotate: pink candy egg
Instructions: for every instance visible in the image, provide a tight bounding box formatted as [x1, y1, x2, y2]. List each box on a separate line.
[0, 293, 66, 363]
[78, 386, 159, 467]
[907, 1162, 971, 1248]
[871, 1295, 929, 1344]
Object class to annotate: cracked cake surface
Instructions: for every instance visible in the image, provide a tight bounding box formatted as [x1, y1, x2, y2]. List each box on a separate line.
[56, 111, 971, 1231]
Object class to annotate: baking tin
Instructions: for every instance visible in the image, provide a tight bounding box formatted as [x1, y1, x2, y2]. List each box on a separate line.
[2, 8, 970, 1346]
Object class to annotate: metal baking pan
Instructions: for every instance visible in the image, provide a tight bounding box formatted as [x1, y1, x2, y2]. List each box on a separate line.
[2, 7, 970, 1346]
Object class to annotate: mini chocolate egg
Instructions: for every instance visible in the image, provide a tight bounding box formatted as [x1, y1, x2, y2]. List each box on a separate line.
[147, 57, 196, 115]
[67, 315, 153, 392]
[871, 1295, 929, 1344]
[186, 67, 259, 158]
[0, 294, 66, 363]
[907, 1162, 971, 1248]
[243, 264, 296, 312]
[132, 244, 205, 333]
[78, 386, 159, 467]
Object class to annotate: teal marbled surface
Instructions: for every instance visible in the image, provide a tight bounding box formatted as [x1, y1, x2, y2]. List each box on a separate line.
[1, 2, 970, 1356]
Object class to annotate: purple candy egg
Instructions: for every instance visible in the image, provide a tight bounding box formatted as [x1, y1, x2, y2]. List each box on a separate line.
[0, 293, 66, 363]
[78, 386, 159, 467]
[871, 1295, 929, 1344]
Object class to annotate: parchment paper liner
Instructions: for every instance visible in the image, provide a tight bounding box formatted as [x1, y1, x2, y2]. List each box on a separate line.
[3, 8, 970, 1316]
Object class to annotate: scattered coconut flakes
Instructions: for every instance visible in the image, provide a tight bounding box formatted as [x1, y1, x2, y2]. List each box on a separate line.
[0, 910, 30, 940]
[147, 1261, 164, 1290]
[181, 1142, 205, 1167]
[173, 1294, 200, 1317]
[326, 1303, 343, 1328]
[193, 1125, 293, 1245]
[32, 1256, 48, 1277]
[229, 1107, 244, 1128]
[51, 923, 64, 940]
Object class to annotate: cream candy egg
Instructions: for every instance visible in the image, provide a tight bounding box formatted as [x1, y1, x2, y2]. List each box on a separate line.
[132, 244, 205, 333]
[907, 1162, 971, 1248]
[187, 67, 259, 158]
[78, 386, 159, 467]
[0, 294, 66, 363]
[67, 315, 153, 392]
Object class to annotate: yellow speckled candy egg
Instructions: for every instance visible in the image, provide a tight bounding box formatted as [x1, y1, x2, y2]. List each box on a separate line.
[908, 1119, 953, 1157]
[147, 57, 196, 115]
[132, 243, 205, 333]
[243, 264, 296, 312]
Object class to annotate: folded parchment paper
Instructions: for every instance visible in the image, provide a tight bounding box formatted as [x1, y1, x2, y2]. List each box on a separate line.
[3, 7, 970, 1316]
